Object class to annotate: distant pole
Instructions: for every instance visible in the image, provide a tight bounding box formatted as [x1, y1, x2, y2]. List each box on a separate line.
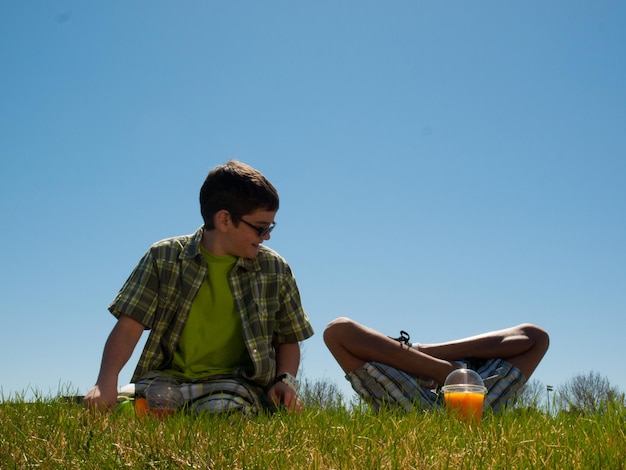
[546, 385, 554, 414]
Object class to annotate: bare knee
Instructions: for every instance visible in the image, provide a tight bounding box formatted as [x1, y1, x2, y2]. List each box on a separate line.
[506, 323, 550, 379]
[323, 317, 357, 349]
[519, 323, 550, 354]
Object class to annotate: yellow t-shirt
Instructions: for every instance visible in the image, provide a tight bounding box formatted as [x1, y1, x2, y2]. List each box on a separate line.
[165, 247, 251, 379]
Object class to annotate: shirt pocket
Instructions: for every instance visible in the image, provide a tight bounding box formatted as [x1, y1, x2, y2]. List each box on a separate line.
[244, 298, 276, 341]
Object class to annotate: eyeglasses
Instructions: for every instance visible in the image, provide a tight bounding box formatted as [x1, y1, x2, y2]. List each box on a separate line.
[239, 218, 276, 237]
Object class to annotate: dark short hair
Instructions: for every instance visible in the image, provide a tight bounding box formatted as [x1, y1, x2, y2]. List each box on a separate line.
[200, 160, 279, 229]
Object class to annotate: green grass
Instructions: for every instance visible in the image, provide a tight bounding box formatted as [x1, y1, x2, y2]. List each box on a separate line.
[2, 395, 625, 469]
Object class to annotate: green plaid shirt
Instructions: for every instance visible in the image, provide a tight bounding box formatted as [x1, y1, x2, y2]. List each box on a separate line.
[108, 227, 314, 387]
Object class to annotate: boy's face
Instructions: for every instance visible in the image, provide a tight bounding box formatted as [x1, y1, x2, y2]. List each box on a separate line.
[224, 208, 277, 259]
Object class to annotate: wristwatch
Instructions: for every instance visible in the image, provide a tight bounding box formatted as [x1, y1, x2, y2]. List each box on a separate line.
[273, 373, 299, 392]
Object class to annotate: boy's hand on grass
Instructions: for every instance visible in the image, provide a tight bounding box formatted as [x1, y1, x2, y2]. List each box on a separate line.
[268, 382, 302, 413]
[83, 384, 118, 411]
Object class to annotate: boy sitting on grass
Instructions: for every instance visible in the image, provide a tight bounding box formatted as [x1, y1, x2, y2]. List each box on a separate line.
[84, 160, 314, 414]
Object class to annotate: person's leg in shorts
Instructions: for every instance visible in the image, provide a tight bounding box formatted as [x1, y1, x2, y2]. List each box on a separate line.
[473, 358, 526, 412]
[324, 317, 549, 391]
[346, 361, 439, 412]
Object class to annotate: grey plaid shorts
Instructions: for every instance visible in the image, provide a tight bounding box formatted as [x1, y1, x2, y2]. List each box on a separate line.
[347, 358, 525, 413]
[135, 373, 274, 415]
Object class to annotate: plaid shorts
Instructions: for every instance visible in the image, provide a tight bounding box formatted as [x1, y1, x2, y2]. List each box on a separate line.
[346, 358, 525, 413]
[135, 374, 275, 415]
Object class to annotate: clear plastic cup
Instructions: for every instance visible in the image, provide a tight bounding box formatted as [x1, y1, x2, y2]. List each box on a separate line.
[145, 379, 184, 418]
[441, 369, 487, 423]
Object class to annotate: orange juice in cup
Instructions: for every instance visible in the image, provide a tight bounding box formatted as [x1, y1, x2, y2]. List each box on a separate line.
[441, 369, 487, 423]
[442, 385, 487, 423]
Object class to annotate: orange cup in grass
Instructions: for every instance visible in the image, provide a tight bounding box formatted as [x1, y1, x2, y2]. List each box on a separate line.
[441, 369, 487, 423]
[134, 397, 150, 417]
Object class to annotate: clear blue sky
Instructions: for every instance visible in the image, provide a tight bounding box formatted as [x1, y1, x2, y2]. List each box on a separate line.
[2, 1, 625, 402]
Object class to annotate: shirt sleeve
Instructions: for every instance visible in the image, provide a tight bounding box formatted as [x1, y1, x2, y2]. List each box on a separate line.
[272, 265, 315, 344]
[108, 248, 159, 329]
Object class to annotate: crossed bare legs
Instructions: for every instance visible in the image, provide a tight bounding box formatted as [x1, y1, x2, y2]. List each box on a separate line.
[323, 317, 549, 387]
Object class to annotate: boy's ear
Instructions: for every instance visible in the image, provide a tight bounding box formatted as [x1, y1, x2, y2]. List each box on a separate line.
[214, 210, 232, 232]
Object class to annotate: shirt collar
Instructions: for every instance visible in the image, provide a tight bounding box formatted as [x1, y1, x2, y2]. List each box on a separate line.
[181, 226, 205, 260]
[182, 226, 261, 272]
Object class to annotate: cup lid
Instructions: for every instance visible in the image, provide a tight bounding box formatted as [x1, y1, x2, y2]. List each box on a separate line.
[443, 368, 485, 387]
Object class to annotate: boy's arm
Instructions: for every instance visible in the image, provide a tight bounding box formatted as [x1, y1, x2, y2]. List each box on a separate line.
[83, 314, 145, 411]
[267, 341, 302, 412]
